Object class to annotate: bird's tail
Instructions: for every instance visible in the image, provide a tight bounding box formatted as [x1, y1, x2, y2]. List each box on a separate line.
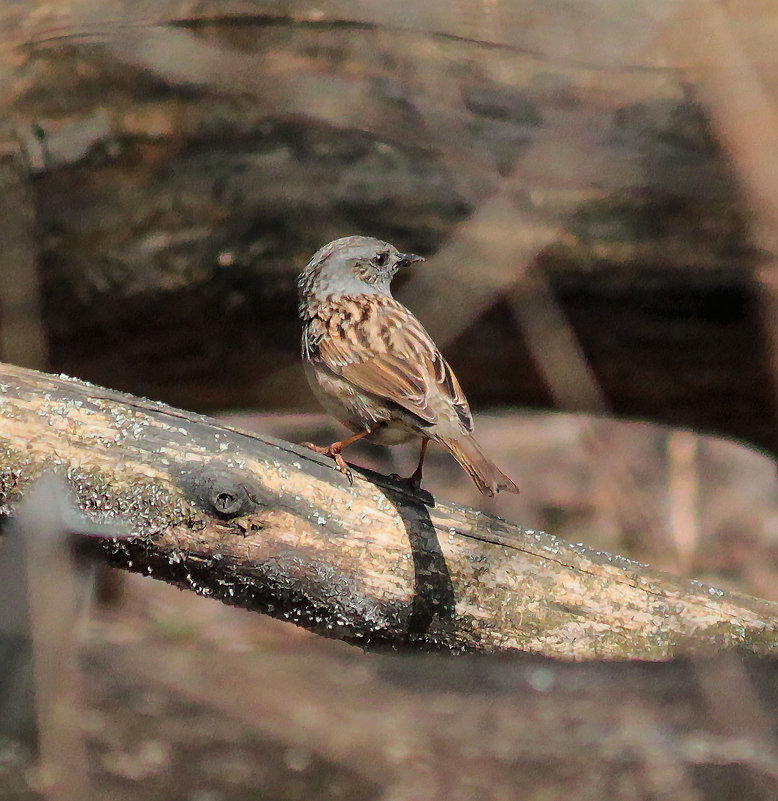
[438, 435, 519, 497]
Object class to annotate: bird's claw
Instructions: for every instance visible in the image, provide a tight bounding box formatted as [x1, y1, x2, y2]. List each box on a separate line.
[301, 442, 353, 484]
[333, 453, 354, 485]
[301, 441, 327, 454]
[388, 472, 423, 494]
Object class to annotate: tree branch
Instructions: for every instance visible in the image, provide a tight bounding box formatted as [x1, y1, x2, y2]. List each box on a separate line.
[0, 362, 776, 658]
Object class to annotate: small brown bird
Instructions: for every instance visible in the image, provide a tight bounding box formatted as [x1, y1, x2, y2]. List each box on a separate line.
[297, 236, 519, 496]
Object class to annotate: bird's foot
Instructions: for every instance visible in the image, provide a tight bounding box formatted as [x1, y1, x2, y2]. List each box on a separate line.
[301, 442, 354, 485]
[388, 471, 424, 495]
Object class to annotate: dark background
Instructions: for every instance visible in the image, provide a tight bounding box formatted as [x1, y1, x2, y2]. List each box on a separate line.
[3, 2, 778, 798]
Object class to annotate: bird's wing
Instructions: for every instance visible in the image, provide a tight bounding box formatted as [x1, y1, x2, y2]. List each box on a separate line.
[315, 295, 474, 432]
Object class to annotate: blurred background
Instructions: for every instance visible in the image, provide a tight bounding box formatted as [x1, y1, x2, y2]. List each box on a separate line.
[3, 1, 778, 798]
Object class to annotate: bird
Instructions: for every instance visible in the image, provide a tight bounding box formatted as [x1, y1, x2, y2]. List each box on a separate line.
[297, 235, 519, 497]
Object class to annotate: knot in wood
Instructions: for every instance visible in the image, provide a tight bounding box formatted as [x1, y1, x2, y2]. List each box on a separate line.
[211, 486, 243, 517]
[181, 464, 265, 520]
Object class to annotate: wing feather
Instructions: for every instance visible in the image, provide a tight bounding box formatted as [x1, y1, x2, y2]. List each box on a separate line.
[312, 296, 473, 432]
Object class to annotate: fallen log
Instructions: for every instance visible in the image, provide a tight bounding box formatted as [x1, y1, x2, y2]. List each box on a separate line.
[0, 361, 776, 659]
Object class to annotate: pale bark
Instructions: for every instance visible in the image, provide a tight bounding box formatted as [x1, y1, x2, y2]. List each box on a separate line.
[0, 362, 777, 658]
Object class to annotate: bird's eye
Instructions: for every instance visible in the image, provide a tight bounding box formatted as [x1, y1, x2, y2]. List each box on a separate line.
[372, 252, 389, 267]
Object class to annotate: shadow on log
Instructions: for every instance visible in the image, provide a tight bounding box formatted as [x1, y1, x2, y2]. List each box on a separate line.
[0, 361, 777, 659]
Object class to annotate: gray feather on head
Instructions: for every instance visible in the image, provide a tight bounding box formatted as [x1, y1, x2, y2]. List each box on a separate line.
[297, 236, 422, 312]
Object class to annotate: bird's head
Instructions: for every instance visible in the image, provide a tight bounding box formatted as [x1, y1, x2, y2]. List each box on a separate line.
[298, 236, 424, 308]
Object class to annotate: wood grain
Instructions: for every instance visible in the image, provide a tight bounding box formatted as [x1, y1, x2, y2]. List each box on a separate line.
[1, 362, 776, 658]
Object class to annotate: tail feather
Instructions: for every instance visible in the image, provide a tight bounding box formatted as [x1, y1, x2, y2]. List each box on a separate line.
[438, 435, 519, 497]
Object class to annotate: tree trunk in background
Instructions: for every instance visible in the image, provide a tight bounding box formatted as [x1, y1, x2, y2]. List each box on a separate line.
[0, 1, 775, 456]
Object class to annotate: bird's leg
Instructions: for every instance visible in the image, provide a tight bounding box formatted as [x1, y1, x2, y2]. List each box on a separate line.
[390, 438, 428, 494]
[301, 429, 372, 484]
[407, 438, 429, 492]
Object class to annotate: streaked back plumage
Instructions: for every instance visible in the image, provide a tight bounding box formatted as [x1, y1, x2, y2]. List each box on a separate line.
[297, 236, 519, 496]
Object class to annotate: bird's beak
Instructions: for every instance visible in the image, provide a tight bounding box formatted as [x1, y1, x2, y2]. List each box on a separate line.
[397, 253, 424, 269]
